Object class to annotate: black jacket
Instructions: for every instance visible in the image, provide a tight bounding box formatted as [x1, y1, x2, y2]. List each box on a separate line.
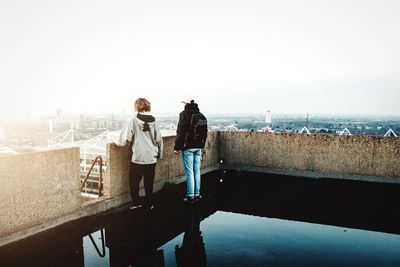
[174, 102, 206, 150]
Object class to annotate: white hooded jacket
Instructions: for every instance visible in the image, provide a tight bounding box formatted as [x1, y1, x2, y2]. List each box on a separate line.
[116, 112, 163, 164]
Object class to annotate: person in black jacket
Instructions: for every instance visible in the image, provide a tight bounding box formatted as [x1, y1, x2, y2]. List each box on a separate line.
[174, 99, 208, 203]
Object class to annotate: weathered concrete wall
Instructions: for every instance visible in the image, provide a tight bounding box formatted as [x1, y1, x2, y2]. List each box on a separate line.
[219, 132, 400, 178]
[0, 148, 81, 238]
[106, 131, 219, 197]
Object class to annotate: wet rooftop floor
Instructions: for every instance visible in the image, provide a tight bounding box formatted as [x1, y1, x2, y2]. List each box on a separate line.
[1, 170, 400, 267]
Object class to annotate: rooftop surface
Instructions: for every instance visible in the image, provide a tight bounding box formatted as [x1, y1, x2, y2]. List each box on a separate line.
[1, 170, 399, 266]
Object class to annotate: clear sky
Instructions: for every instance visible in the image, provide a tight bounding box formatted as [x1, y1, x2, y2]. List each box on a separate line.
[0, 0, 399, 118]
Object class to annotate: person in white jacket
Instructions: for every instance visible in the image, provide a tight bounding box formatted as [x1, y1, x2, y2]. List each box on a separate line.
[115, 98, 163, 210]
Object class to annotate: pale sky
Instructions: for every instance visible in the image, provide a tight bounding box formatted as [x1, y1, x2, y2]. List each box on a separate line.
[0, 0, 399, 118]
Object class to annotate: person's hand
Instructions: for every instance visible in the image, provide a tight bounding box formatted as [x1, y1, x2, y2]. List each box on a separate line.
[174, 150, 180, 155]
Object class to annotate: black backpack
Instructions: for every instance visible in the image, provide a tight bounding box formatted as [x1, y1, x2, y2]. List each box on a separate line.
[186, 113, 208, 147]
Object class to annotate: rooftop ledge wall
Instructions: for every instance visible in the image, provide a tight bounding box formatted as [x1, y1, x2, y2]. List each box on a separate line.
[0, 148, 81, 240]
[219, 131, 400, 179]
[1, 131, 400, 245]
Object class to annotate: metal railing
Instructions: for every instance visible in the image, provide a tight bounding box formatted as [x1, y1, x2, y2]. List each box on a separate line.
[81, 155, 103, 197]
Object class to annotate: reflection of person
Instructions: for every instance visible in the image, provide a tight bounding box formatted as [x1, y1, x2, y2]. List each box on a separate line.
[106, 210, 165, 267]
[175, 206, 207, 267]
[174, 99, 208, 203]
[131, 211, 165, 267]
[115, 98, 163, 209]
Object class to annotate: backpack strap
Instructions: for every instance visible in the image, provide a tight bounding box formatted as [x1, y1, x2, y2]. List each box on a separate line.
[148, 126, 157, 147]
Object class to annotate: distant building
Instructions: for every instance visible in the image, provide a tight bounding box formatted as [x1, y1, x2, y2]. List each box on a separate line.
[56, 109, 64, 121]
[265, 110, 272, 124]
[49, 117, 53, 133]
[305, 112, 310, 127]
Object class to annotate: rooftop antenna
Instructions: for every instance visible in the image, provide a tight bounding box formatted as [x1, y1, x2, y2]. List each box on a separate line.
[384, 128, 397, 137]
[339, 127, 352, 136]
[259, 125, 274, 133]
[299, 126, 310, 134]
[225, 124, 239, 132]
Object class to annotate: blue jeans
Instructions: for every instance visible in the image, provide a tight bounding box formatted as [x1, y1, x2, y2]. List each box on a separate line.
[182, 148, 202, 197]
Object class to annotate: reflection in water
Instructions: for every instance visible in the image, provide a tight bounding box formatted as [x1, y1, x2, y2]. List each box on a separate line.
[83, 229, 109, 266]
[199, 211, 400, 267]
[1, 170, 400, 267]
[156, 210, 400, 267]
[88, 229, 106, 257]
[83, 211, 165, 267]
[175, 206, 206, 267]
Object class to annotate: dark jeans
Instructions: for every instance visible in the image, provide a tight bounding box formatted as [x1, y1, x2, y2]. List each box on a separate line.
[129, 162, 156, 207]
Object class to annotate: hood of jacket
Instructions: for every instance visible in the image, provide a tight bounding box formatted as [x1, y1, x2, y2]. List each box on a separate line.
[136, 112, 155, 131]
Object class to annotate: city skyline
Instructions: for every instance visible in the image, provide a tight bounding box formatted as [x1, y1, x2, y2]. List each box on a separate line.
[1, 0, 399, 118]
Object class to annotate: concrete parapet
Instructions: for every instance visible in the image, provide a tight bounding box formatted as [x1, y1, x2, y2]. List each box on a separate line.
[219, 132, 400, 178]
[0, 148, 81, 239]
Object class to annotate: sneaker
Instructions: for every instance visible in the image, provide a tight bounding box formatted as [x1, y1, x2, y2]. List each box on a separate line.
[129, 204, 142, 210]
[183, 196, 195, 203]
[149, 204, 154, 210]
[194, 195, 202, 202]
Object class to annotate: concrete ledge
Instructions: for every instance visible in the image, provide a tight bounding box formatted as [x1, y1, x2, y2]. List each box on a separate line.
[0, 194, 126, 247]
[0, 147, 81, 239]
[0, 165, 219, 247]
[221, 165, 400, 184]
[219, 131, 400, 178]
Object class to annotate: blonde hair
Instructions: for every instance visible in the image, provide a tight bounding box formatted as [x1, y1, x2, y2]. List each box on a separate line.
[134, 98, 151, 112]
